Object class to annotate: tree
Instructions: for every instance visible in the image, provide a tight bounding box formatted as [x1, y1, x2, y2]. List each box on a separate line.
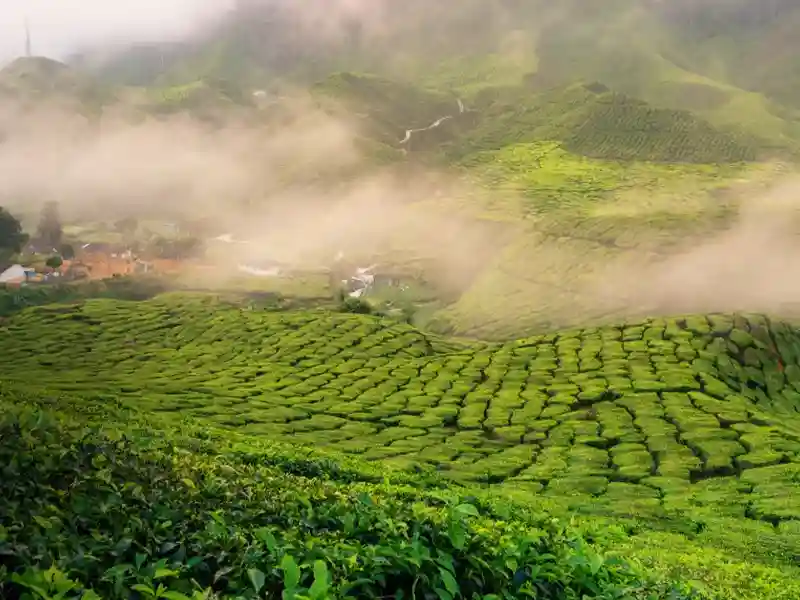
[0, 207, 29, 267]
[36, 202, 63, 250]
[45, 255, 63, 270]
[59, 244, 75, 260]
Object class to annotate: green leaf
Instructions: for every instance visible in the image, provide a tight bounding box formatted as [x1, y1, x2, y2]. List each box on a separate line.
[447, 520, 466, 550]
[439, 567, 460, 597]
[153, 568, 179, 580]
[248, 568, 266, 594]
[281, 554, 301, 591]
[454, 503, 479, 517]
[132, 584, 156, 597]
[435, 587, 454, 600]
[309, 561, 329, 600]
[589, 553, 604, 575]
[161, 592, 192, 600]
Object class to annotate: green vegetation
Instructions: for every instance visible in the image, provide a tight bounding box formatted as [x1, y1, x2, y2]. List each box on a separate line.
[1, 295, 800, 597]
[313, 72, 457, 146]
[5, 2, 800, 597]
[450, 84, 763, 163]
[0, 207, 28, 267]
[0, 392, 703, 600]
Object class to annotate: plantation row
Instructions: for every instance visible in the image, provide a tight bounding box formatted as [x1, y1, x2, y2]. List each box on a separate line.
[562, 97, 758, 163]
[1, 296, 799, 531]
[2, 394, 707, 600]
[451, 83, 761, 163]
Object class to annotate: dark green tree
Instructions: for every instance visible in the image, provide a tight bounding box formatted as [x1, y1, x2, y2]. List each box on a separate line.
[0, 207, 29, 267]
[59, 244, 75, 260]
[36, 202, 63, 249]
[45, 255, 63, 270]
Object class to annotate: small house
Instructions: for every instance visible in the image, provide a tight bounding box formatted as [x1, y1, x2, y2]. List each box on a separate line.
[0, 264, 35, 285]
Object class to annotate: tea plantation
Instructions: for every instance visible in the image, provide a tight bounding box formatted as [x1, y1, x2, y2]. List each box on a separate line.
[2, 293, 800, 598]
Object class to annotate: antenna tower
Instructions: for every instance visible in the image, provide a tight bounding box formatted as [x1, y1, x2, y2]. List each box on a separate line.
[24, 17, 32, 57]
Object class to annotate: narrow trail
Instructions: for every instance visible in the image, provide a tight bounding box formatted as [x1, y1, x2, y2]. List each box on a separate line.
[399, 97, 466, 146]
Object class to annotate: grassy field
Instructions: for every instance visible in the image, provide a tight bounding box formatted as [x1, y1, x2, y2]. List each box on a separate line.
[1, 294, 800, 597]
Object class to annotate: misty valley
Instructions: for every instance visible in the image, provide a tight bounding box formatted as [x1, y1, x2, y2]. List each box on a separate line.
[2, 1, 800, 599]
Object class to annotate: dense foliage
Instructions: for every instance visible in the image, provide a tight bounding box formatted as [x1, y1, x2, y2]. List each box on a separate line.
[448, 85, 761, 164]
[0, 393, 701, 599]
[0, 207, 28, 266]
[0, 295, 799, 597]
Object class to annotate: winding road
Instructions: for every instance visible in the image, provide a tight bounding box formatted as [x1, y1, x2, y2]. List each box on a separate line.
[399, 97, 466, 146]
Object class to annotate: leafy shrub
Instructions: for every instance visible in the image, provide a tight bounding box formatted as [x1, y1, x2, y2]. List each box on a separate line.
[0, 400, 698, 600]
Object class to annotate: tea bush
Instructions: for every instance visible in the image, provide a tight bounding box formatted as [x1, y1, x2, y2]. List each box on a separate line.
[0, 396, 698, 599]
[2, 294, 800, 597]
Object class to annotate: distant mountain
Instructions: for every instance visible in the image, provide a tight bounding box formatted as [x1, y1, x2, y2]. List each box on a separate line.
[0, 56, 113, 108]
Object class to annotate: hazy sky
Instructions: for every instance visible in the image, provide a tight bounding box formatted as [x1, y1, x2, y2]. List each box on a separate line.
[0, 0, 233, 66]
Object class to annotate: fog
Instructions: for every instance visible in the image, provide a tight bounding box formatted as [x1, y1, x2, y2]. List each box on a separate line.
[1, 0, 800, 336]
[602, 177, 800, 319]
[0, 0, 233, 65]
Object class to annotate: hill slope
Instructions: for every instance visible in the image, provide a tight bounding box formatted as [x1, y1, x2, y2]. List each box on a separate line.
[2, 391, 697, 600]
[1, 293, 800, 597]
[77, 0, 800, 148]
[445, 82, 763, 163]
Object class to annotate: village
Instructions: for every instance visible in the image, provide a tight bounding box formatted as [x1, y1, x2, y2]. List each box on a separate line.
[0, 241, 192, 287]
[0, 204, 437, 325]
[0, 228, 405, 305]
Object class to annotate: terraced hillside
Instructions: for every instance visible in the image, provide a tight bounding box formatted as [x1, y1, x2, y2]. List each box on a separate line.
[2, 296, 799, 519]
[448, 83, 764, 163]
[0, 390, 710, 600]
[2, 294, 800, 598]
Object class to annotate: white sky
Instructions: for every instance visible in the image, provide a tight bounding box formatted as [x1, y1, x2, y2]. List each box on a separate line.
[0, 0, 234, 66]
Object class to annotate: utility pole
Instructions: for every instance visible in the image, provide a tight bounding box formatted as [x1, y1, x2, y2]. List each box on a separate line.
[24, 17, 32, 57]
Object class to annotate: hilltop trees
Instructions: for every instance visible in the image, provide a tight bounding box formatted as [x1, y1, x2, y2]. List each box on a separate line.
[0, 207, 29, 268]
[36, 202, 63, 250]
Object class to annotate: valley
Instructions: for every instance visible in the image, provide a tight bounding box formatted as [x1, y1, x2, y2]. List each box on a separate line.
[2, 1, 800, 598]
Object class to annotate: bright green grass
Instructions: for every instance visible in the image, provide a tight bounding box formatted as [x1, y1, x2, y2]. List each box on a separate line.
[1, 296, 800, 597]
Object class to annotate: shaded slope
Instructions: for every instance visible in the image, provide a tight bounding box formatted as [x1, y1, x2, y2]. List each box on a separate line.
[313, 72, 457, 146]
[654, 0, 800, 109]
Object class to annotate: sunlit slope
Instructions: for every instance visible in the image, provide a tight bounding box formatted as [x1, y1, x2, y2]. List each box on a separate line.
[2, 297, 799, 525]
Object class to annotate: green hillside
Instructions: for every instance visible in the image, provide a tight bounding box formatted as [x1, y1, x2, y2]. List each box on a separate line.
[313, 72, 458, 144]
[75, 0, 800, 151]
[444, 83, 764, 163]
[0, 391, 702, 600]
[5, 1, 800, 597]
[1, 293, 800, 597]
